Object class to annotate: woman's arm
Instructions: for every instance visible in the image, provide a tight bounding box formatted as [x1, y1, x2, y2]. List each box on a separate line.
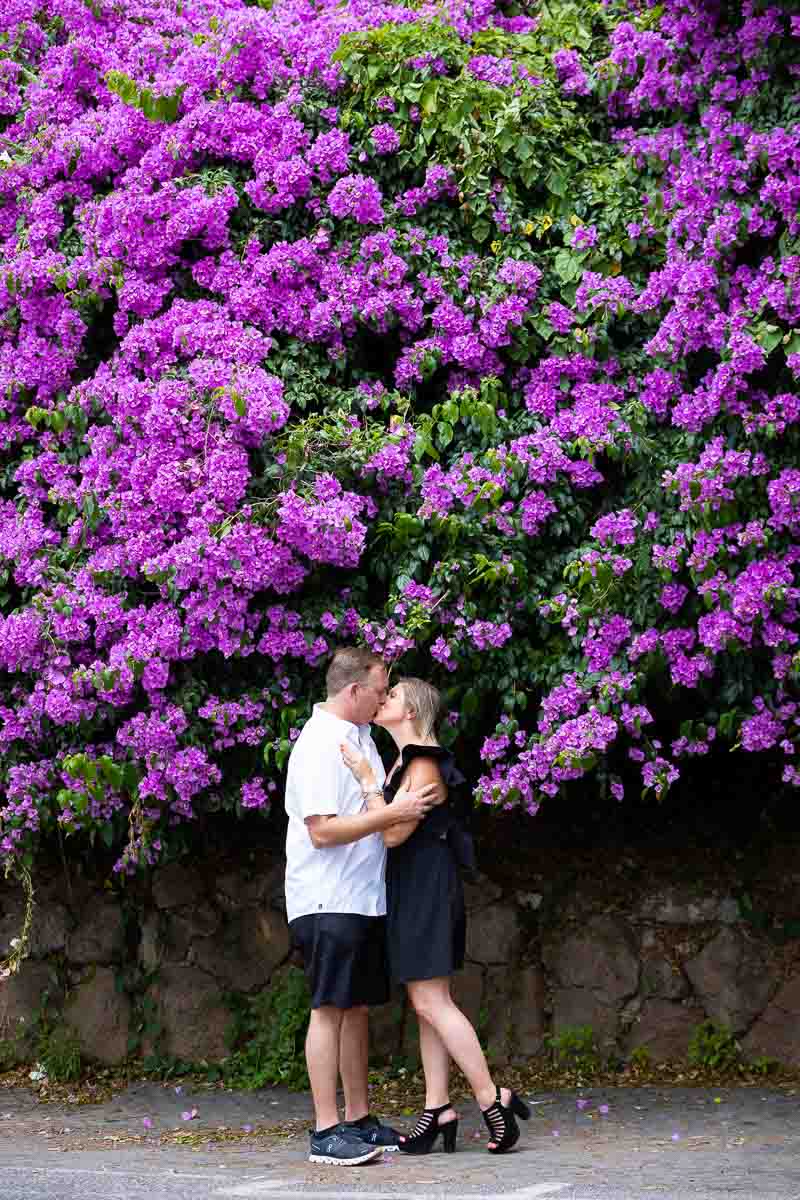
[384, 757, 447, 848]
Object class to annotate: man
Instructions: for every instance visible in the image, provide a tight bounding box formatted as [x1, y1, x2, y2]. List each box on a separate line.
[285, 647, 437, 1166]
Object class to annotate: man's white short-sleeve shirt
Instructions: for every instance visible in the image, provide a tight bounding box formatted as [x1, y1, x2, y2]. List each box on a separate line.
[284, 705, 387, 924]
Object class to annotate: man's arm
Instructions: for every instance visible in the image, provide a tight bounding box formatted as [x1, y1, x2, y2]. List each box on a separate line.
[305, 784, 438, 849]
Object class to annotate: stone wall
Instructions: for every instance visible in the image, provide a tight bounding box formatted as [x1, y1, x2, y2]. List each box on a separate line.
[1, 852, 799, 1069]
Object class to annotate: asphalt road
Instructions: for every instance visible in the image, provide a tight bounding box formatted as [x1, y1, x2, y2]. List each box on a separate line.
[2, 1082, 800, 1200]
[3, 1145, 800, 1200]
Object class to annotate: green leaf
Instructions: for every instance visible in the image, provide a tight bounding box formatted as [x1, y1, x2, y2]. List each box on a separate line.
[436, 420, 454, 448]
[554, 250, 582, 282]
[547, 170, 568, 197]
[420, 80, 439, 116]
[105, 70, 185, 123]
[516, 137, 534, 163]
[755, 323, 783, 354]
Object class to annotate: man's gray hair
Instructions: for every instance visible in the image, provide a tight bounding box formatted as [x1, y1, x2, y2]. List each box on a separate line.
[326, 647, 385, 697]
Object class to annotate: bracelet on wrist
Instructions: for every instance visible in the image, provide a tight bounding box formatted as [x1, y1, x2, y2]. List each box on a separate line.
[362, 786, 383, 799]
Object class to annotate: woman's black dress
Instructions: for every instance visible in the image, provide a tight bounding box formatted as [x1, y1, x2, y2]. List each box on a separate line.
[383, 744, 468, 984]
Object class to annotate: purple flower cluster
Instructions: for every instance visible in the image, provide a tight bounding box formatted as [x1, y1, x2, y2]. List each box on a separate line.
[370, 123, 401, 156]
[0, 0, 799, 884]
[553, 49, 590, 96]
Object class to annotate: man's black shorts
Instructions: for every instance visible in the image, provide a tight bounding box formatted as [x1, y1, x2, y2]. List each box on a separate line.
[289, 913, 390, 1009]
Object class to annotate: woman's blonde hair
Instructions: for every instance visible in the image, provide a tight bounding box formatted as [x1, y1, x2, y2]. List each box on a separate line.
[396, 677, 442, 742]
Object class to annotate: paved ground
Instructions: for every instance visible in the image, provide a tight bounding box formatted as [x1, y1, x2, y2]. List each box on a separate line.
[2, 1082, 800, 1199]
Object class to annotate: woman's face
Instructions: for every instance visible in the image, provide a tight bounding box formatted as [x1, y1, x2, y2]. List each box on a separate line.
[374, 683, 409, 728]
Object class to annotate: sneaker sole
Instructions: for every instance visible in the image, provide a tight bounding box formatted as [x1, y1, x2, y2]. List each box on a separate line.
[308, 1147, 384, 1166]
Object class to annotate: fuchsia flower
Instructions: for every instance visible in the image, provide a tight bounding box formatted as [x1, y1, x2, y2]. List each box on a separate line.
[553, 49, 590, 95]
[370, 124, 400, 156]
[0, 0, 798, 884]
[327, 175, 385, 224]
[241, 780, 269, 810]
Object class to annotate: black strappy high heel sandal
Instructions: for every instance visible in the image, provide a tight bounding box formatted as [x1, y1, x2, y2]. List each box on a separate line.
[482, 1087, 530, 1154]
[397, 1103, 458, 1154]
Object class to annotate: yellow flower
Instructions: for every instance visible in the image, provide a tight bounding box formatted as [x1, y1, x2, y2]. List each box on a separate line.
[539, 214, 553, 231]
[569, 214, 580, 226]
[524, 221, 534, 235]
[490, 240, 501, 254]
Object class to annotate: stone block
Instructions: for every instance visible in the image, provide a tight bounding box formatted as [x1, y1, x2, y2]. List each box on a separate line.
[485, 966, 514, 1066]
[241, 907, 290, 979]
[65, 967, 131, 1064]
[685, 928, 773, 1034]
[637, 888, 739, 926]
[641, 957, 689, 1001]
[742, 976, 800, 1068]
[150, 965, 230, 1061]
[215, 862, 284, 910]
[176, 902, 221, 939]
[162, 912, 192, 963]
[717, 897, 741, 925]
[512, 965, 546, 1058]
[66, 897, 124, 965]
[401, 1006, 421, 1067]
[190, 908, 287, 993]
[549, 916, 639, 1006]
[369, 989, 405, 1064]
[466, 904, 520, 965]
[152, 864, 205, 910]
[551, 987, 620, 1046]
[139, 912, 162, 970]
[452, 962, 485, 1030]
[30, 903, 72, 958]
[0, 898, 27, 959]
[623, 1000, 706, 1062]
[0, 962, 60, 1058]
[546, 916, 639, 1050]
[163, 903, 221, 963]
[462, 874, 502, 911]
[1, 897, 70, 960]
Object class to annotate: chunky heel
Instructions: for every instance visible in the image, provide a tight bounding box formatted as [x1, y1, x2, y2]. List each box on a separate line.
[510, 1092, 530, 1120]
[398, 1104, 458, 1155]
[441, 1119, 458, 1153]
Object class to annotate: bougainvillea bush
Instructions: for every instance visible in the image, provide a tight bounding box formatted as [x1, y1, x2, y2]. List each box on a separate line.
[1, 0, 799, 940]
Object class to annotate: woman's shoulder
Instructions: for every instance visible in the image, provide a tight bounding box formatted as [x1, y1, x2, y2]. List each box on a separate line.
[401, 743, 448, 766]
[401, 744, 466, 787]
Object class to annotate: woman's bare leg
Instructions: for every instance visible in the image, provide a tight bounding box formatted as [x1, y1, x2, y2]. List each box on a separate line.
[416, 1013, 456, 1123]
[406, 977, 513, 1148]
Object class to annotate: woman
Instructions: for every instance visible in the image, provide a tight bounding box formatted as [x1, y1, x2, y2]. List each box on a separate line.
[340, 676, 529, 1155]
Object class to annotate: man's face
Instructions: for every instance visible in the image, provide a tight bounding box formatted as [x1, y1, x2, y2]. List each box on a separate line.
[353, 664, 389, 724]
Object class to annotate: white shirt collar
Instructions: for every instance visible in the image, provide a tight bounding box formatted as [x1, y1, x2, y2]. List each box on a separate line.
[312, 702, 370, 743]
